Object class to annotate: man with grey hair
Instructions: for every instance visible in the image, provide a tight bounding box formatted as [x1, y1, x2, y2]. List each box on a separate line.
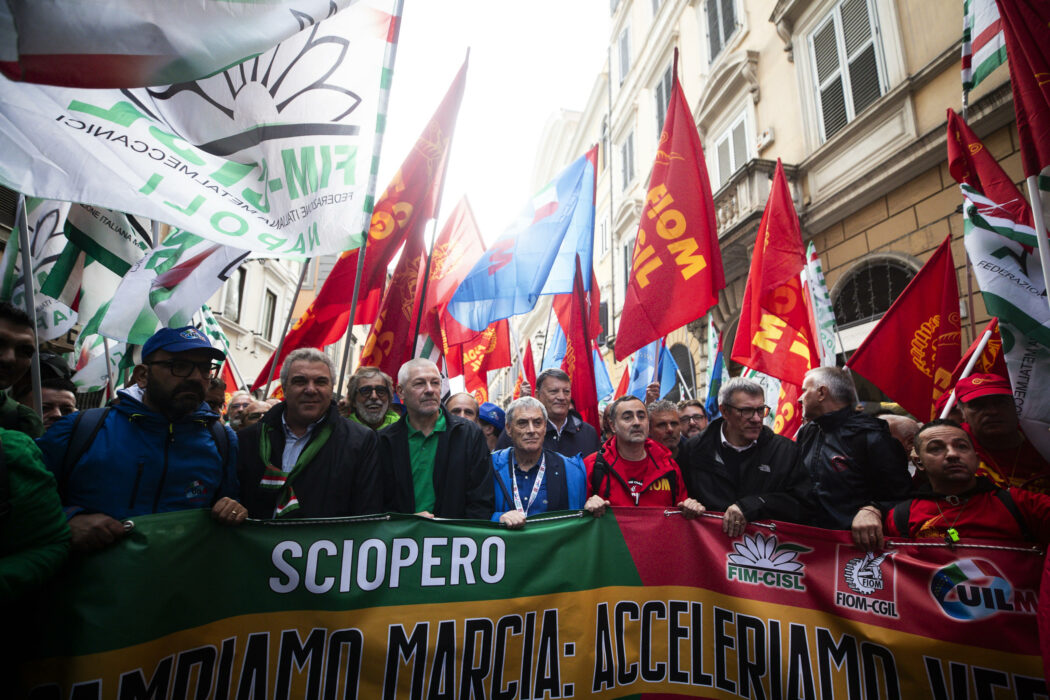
[348, 366, 399, 431]
[678, 377, 811, 537]
[490, 396, 589, 528]
[226, 390, 253, 430]
[797, 366, 910, 549]
[379, 358, 493, 518]
[647, 399, 683, 460]
[236, 347, 382, 518]
[495, 368, 600, 458]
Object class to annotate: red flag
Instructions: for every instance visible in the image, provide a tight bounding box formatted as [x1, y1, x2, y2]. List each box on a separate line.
[773, 382, 803, 438]
[461, 319, 512, 403]
[994, 0, 1050, 179]
[513, 340, 537, 399]
[250, 59, 467, 391]
[359, 230, 427, 378]
[614, 365, 630, 399]
[552, 259, 600, 431]
[949, 317, 1008, 386]
[615, 51, 724, 361]
[220, 360, 238, 406]
[947, 109, 1032, 226]
[847, 236, 962, 421]
[730, 160, 820, 385]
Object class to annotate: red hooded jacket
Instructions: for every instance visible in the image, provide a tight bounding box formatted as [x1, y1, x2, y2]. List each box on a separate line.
[584, 436, 687, 507]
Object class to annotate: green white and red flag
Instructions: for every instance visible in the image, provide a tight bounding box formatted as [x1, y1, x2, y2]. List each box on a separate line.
[962, 0, 1007, 92]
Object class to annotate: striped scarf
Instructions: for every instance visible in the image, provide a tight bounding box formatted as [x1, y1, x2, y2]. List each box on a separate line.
[258, 420, 333, 518]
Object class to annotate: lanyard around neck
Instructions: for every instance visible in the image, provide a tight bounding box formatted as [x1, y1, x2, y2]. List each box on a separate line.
[511, 452, 546, 516]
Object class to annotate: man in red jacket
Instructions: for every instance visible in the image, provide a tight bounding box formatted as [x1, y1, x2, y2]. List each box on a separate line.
[584, 395, 704, 517]
[884, 419, 1050, 543]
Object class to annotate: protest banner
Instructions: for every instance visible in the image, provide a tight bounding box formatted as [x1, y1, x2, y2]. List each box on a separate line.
[19, 509, 1045, 698]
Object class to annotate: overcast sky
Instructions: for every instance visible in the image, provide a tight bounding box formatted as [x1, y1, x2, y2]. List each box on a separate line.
[377, 1, 610, 246]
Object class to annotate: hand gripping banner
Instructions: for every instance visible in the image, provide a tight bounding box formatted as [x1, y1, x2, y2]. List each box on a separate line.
[18, 510, 1046, 698]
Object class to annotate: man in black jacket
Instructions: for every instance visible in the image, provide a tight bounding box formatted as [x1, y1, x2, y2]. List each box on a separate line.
[797, 367, 910, 550]
[237, 348, 383, 519]
[495, 368, 600, 458]
[379, 358, 493, 519]
[679, 377, 811, 536]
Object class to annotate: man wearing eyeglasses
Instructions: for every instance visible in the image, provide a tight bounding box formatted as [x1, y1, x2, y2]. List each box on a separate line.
[348, 367, 400, 431]
[678, 377, 811, 537]
[677, 399, 709, 439]
[38, 326, 245, 552]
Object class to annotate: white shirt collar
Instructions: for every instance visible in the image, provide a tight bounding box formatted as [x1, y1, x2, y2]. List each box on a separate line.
[720, 424, 757, 452]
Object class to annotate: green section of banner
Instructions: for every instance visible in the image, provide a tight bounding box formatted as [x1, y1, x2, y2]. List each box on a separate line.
[28, 510, 641, 658]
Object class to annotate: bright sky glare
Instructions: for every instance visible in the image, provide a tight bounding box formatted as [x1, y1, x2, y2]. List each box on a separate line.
[377, 1, 610, 246]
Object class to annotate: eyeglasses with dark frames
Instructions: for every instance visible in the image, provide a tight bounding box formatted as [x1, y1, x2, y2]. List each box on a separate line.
[145, 359, 222, 379]
[725, 404, 771, 419]
[357, 385, 390, 398]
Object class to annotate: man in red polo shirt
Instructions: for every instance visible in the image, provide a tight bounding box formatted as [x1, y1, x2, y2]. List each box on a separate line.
[955, 373, 1050, 494]
[584, 395, 704, 517]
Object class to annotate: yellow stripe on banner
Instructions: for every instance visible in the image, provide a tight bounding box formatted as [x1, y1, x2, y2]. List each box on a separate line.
[22, 586, 1045, 698]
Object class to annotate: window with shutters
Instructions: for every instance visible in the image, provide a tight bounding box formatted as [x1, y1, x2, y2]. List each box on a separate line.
[223, 268, 246, 324]
[706, 0, 738, 62]
[712, 111, 749, 188]
[808, 0, 886, 142]
[620, 131, 635, 191]
[261, 290, 277, 342]
[618, 27, 631, 84]
[654, 65, 674, 135]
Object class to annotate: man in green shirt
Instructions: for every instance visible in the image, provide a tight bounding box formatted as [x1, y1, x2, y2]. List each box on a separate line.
[348, 366, 400, 431]
[377, 359, 493, 519]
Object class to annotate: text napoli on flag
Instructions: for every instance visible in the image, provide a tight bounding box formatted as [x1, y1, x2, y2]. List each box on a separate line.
[846, 236, 961, 421]
[445, 147, 597, 343]
[0, 1, 396, 256]
[730, 159, 819, 385]
[615, 54, 724, 361]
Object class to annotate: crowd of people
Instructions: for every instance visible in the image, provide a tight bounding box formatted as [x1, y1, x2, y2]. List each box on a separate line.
[3, 299, 1050, 605]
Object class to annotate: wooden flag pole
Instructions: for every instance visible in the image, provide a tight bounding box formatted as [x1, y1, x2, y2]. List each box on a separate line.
[263, 261, 309, 398]
[336, 0, 406, 396]
[14, 195, 42, 415]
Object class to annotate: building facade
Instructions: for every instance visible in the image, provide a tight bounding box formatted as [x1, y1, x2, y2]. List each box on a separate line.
[516, 0, 1015, 407]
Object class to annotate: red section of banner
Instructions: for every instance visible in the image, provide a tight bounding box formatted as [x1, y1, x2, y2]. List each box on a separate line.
[730, 160, 819, 385]
[847, 236, 961, 420]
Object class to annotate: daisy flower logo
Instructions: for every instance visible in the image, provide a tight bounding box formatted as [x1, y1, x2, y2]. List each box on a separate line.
[726, 533, 811, 591]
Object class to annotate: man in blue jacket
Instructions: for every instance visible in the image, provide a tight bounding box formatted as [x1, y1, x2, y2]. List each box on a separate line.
[492, 396, 588, 528]
[38, 326, 244, 551]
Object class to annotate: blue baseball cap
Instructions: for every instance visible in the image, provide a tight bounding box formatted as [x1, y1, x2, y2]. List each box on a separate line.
[141, 326, 225, 362]
[478, 402, 505, 433]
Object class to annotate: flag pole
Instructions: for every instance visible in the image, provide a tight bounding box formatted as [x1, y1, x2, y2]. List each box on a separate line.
[1025, 175, 1050, 316]
[674, 365, 693, 400]
[14, 195, 42, 415]
[336, 0, 406, 396]
[939, 324, 995, 419]
[411, 49, 469, 355]
[264, 261, 309, 397]
[101, 336, 116, 401]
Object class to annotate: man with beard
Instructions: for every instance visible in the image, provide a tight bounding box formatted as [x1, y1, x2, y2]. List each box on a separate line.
[38, 327, 245, 552]
[348, 367, 400, 431]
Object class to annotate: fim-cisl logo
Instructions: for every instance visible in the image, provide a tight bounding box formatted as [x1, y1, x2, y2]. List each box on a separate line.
[726, 532, 810, 591]
[930, 557, 1037, 621]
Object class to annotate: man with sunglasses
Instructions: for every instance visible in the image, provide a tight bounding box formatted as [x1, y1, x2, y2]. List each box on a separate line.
[38, 326, 244, 552]
[348, 367, 400, 431]
[678, 377, 811, 537]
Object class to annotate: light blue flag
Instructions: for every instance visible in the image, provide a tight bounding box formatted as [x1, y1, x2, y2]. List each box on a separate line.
[627, 339, 660, 400]
[656, 344, 680, 399]
[541, 323, 567, 371]
[446, 150, 596, 338]
[594, 344, 614, 400]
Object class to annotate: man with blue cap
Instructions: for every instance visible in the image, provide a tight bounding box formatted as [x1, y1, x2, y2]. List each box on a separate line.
[477, 402, 504, 452]
[38, 326, 244, 552]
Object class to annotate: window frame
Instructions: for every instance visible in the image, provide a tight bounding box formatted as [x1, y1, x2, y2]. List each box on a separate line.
[618, 26, 631, 85]
[710, 110, 750, 188]
[620, 131, 635, 192]
[654, 64, 674, 136]
[706, 0, 739, 63]
[261, 289, 278, 342]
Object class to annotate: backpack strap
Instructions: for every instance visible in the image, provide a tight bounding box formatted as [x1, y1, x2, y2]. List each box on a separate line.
[890, 499, 913, 537]
[589, 453, 612, 499]
[994, 488, 1034, 542]
[58, 407, 111, 497]
[208, 419, 231, 505]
